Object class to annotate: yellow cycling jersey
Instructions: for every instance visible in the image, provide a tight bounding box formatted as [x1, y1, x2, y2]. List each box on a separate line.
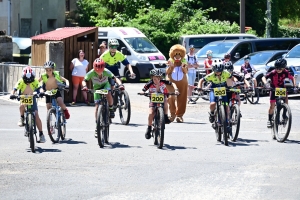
[100, 51, 126, 66]
[14, 78, 40, 93]
[204, 71, 231, 84]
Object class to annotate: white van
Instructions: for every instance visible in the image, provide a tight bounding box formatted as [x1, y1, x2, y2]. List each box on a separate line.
[98, 27, 167, 82]
[179, 34, 258, 52]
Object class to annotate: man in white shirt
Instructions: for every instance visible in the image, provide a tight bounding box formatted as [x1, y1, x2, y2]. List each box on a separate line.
[185, 45, 199, 104]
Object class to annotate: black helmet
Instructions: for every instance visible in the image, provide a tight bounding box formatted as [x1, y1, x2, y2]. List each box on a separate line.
[244, 55, 250, 60]
[22, 66, 35, 84]
[150, 68, 162, 77]
[44, 61, 56, 69]
[212, 59, 224, 72]
[224, 53, 231, 59]
[274, 58, 287, 69]
[224, 61, 233, 73]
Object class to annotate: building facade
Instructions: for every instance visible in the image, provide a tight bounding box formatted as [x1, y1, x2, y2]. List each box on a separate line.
[0, 0, 66, 37]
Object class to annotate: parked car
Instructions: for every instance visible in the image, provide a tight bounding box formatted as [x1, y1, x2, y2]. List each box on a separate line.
[233, 50, 288, 95]
[195, 38, 300, 68]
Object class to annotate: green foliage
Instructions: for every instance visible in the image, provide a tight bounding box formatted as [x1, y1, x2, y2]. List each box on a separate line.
[278, 26, 300, 38]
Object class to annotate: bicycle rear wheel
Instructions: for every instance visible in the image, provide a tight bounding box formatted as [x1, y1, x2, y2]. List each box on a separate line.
[191, 88, 200, 102]
[60, 113, 66, 140]
[230, 104, 240, 142]
[118, 90, 131, 125]
[214, 109, 221, 142]
[274, 103, 292, 142]
[155, 107, 165, 149]
[27, 113, 35, 153]
[219, 105, 228, 146]
[246, 88, 259, 104]
[96, 105, 105, 148]
[47, 108, 60, 143]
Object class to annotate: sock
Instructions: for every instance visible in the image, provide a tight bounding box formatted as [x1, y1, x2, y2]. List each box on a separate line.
[268, 114, 273, 121]
[39, 131, 43, 136]
[21, 115, 24, 118]
[109, 105, 113, 110]
[147, 125, 151, 130]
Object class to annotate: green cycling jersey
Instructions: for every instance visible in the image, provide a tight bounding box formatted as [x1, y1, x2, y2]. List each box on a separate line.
[84, 68, 114, 89]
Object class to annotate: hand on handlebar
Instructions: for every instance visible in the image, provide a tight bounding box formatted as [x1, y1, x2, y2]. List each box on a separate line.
[119, 84, 125, 90]
[82, 86, 89, 91]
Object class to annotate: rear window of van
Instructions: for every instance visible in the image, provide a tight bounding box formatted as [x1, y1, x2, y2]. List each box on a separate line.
[190, 37, 240, 49]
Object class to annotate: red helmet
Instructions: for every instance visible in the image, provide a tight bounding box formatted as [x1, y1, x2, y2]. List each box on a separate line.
[93, 58, 105, 73]
[22, 66, 35, 84]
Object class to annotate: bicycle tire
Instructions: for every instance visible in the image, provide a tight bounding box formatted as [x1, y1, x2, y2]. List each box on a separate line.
[220, 105, 228, 146]
[274, 103, 292, 142]
[118, 90, 131, 125]
[214, 109, 221, 142]
[156, 107, 165, 149]
[230, 104, 240, 142]
[97, 105, 105, 148]
[246, 88, 259, 104]
[60, 113, 66, 140]
[27, 113, 35, 153]
[47, 108, 60, 143]
[104, 105, 110, 144]
[271, 108, 276, 140]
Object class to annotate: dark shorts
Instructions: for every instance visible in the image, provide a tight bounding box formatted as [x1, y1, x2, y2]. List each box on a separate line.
[209, 90, 228, 104]
[270, 90, 287, 103]
[46, 90, 62, 104]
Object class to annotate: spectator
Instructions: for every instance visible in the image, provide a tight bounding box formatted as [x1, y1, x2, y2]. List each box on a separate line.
[70, 50, 89, 105]
[185, 45, 199, 104]
[98, 41, 107, 57]
[204, 50, 213, 75]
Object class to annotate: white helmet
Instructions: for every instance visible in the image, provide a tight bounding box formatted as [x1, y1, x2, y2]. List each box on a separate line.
[108, 38, 119, 47]
[206, 50, 213, 55]
[212, 59, 224, 72]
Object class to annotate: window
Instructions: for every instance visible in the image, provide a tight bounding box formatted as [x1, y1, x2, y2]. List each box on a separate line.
[47, 19, 56, 31]
[234, 43, 252, 58]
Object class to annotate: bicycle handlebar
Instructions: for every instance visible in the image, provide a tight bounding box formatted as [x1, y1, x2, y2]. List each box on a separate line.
[137, 92, 178, 97]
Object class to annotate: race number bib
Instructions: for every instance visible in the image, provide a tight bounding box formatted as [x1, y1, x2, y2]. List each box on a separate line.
[229, 88, 241, 93]
[21, 96, 33, 105]
[214, 87, 226, 96]
[45, 89, 57, 96]
[95, 89, 108, 94]
[275, 88, 286, 97]
[151, 93, 164, 103]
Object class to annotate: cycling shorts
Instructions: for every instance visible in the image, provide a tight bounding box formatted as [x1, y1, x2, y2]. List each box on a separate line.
[46, 90, 62, 104]
[209, 90, 228, 104]
[94, 82, 111, 104]
[270, 91, 287, 103]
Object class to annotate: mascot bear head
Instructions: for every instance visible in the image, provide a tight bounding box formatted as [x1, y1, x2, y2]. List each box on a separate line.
[168, 44, 186, 66]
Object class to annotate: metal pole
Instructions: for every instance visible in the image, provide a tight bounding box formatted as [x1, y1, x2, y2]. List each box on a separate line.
[8, 0, 11, 35]
[240, 0, 245, 33]
[266, 0, 271, 38]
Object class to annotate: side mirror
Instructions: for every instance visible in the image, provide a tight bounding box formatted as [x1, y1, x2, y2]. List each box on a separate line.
[234, 52, 240, 59]
[121, 47, 131, 55]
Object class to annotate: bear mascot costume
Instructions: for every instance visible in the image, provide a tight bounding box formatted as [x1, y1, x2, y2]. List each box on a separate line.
[165, 44, 188, 123]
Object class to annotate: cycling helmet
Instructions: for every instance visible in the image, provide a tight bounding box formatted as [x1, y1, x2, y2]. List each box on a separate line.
[22, 66, 35, 84]
[224, 61, 234, 73]
[43, 61, 56, 69]
[93, 58, 105, 73]
[108, 38, 119, 47]
[244, 55, 251, 60]
[149, 68, 162, 77]
[224, 53, 231, 59]
[206, 50, 213, 56]
[274, 58, 287, 69]
[212, 59, 224, 72]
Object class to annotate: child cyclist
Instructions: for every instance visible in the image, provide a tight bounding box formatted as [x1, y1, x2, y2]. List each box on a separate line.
[197, 60, 233, 131]
[38, 61, 70, 119]
[10, 66, 46, 143]
[139, 68, 179, 139]
[81, 58, 123, 137]
[262, 58, 296, 128]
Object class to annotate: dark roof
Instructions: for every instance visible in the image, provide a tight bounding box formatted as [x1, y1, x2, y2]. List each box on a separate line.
[31, 27, 96, 41]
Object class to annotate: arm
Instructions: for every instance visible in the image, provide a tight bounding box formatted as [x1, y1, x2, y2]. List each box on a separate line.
[114, 77, 122, 85]
[226, 78, 233, 87]
[70, 62, 74, 71]
[82, 79, 88, 88]
[198, 78, 204, 89]
[60, 76, 69, 86]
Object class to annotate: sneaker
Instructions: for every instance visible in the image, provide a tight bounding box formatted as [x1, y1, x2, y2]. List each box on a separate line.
[109, 108, 115, 118]
[39, 134, 46, 143]
[145, 127, 151, 139]
[164, 115, 171, 124]
[189, 100, 196, 104]
[18, 117, 25, 127]
[209, 112, 215, 123]
[243, 100, 247, 104]
[239, 111, 242, 118]
[85, 100, 90, 106]
[70, 102, 76, 106]
[64, 109, 70, 119]
[267, 121, 272, 128]
[94, 129, 98, 138]
[169, 115, 176, 122]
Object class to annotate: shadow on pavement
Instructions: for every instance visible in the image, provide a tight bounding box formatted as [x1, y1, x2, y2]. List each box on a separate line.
[163, 144, 197, 150]
[285, 139, 300, 144]
[29, 147, 62, 153]
[229, 138, 268, 147]
[112, 123, 146, 127]
[60, 138, 87, 145]
[106, 142, 142, 149]
[183, 122, 207, 125]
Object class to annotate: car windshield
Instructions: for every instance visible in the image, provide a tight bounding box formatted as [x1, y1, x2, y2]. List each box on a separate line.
[285, 45, 300, 58]
[195, 42, 235, 58]
[234, 52, 273, 65]
[124, 37, 159, 53]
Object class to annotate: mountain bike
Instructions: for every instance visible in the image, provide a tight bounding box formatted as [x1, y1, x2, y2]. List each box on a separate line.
[138, 92, 176, 149]
[11, 93, 40, 153]
[43, 86, 68, 143]
[243, 72, 259, 104]
[266, 87, 294, 142]
[112, 84, 131, 125]
[85, 88, 110, 148]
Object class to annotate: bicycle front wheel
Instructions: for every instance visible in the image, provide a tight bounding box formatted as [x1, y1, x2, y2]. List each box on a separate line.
[60, 113, 66, 141]
[219, 105, 228, 146]
[96, 105, 105, 148]
[47, 108, 60, 143]
[246, 88, 259, 104]
[155, 107, 165, 149]
[118, 90, 131, 125]
[214, 109, 221, 142]
[27, 113, 35, 153]
[274, 103, 292, 142]
[230, 104, 240, 142]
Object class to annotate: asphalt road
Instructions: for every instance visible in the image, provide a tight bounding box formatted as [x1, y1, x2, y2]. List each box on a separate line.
[0, 83, 300, 200]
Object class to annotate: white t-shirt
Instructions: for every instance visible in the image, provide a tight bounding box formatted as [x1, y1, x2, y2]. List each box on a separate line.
[185, 53, 198, 73]
[71, 58, 89, 77]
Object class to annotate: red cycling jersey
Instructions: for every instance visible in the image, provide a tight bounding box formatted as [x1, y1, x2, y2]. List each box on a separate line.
[204, 58, 212, 75]
[265, 69, 293, 88]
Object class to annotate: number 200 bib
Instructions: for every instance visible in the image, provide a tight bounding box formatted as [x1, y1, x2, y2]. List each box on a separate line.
[214, 87, 226, 96]
[151, 93, 164, 103]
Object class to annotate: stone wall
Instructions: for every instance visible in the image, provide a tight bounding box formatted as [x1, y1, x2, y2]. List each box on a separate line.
[0, 36, 13, 62]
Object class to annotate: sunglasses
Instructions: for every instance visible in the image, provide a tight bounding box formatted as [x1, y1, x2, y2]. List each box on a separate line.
[207, 54, 213, 57]
[109, 45, 118, 49]
[245, 59, 250, 62]
[190, 48, 195, 50]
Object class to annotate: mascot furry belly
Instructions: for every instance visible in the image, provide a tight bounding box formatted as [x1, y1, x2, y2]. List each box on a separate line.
[165, 44, 188, 123]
